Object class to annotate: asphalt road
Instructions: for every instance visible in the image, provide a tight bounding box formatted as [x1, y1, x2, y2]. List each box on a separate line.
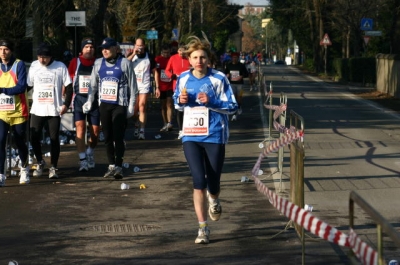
[0, 65, 399, 265]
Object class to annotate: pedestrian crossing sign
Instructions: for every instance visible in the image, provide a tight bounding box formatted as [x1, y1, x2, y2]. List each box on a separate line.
[319, 33, 332, 46]
[360, 18, 373, 31]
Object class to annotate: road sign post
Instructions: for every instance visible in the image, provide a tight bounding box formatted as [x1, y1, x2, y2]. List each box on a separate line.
[319, 33, 332, 76]
[65, 11, 86, 57]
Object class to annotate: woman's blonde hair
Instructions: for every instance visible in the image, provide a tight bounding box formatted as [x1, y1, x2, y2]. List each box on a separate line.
[185, 36, 211, 59]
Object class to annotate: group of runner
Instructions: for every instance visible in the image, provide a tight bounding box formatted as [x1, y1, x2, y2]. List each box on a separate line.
[0, 36, 241, 245]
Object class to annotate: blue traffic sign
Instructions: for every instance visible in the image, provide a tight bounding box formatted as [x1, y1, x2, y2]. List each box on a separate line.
[360, 18, 373, 31]
[146, 30, 158, 40]
[171, 28, 179, 41]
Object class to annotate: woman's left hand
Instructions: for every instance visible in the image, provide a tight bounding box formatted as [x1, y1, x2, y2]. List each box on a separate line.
[197, 92, 209, 104]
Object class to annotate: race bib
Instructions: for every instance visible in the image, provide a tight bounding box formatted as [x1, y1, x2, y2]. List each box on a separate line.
[0, 94, 15, 111]
[135, 69, 143, 83]
[78, 75, 90, 94]
[101, 80, 118, 102]
[160, 69, 171, 82]
[37, 84, 55, 104]
[182, 106, 209, 136]
[230, 70, 240, 81]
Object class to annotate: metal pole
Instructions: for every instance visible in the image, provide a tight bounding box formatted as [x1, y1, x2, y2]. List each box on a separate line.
[265, 25, 268, 59]
[74, 25, 77, 57]
[324, 45, 327, 75]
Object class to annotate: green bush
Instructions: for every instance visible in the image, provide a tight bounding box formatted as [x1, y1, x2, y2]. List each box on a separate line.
[304, 58, 314, 72]
[332, 58, 349, 82]
[333, 57, 375, 84]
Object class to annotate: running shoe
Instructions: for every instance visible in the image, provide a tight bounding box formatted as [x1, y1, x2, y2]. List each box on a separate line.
[208, 192, 222, 221]
[231, 114, 237, 121]
[195, 226, 210, 244]
[138, 131, 145, 140]
[113, 166, 123, 180]
[79, 160, 89, 172]
[87, 153, 95, 169]
[19, 166, 30, 184]
[160, 124, 168, 132]
[0, 174, 6, 187]
[49, 167, 59, 179]
[33, 160, 46, 177]
[166, 123, 173, 131]
[104, 165, 115, 178]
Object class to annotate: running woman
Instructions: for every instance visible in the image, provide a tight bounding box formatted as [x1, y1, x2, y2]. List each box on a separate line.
[173, 36, 238, 244]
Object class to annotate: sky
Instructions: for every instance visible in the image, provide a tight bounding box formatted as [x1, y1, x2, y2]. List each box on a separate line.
[228, 0, 269, 5]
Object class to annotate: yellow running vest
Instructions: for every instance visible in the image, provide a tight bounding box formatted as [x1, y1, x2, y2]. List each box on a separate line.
[0, 59, 28, 125]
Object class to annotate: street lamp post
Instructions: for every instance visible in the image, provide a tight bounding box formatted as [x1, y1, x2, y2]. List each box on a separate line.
[262, 18, 272, 61]
[265, 25, 268, 59]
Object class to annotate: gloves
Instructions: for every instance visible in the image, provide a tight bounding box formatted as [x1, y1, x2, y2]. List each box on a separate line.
[82, 101, 92, 113]
[171, 74, 177, 80]
[127, 104, 134, 118]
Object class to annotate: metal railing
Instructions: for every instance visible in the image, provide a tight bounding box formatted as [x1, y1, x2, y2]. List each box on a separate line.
[349, 191, 400, 265]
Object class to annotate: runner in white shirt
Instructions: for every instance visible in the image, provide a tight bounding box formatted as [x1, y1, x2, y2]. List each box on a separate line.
[28, 42, 73, 179]
[127, 38, 156, 140]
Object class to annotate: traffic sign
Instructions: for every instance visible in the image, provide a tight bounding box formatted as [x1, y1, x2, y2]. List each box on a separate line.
[363, 36, 370, 45]
[65, 11, 86, 27]
[146, 30, 158, 40]
[171, 28, 179, 40]
[320, 33, 332, 46]
[364, 31, 382, 36]
[360, 18, 373, 31]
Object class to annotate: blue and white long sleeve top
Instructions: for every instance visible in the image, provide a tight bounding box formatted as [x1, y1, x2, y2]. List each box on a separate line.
[173, 67, 238, 144]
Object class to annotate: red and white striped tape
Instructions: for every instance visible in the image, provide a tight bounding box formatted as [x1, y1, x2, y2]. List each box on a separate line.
[253, 95, 379, 265]
[251, 130, 303, 176]
[349, 229, 378, 265]
[252, 175, 351, 247]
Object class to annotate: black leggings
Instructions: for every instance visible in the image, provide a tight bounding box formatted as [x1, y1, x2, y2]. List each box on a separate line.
[99, 103, 127, 167]
[30, 114, 61, 167]
[0, 119, 29, 174]
[183, 141, 225, 195]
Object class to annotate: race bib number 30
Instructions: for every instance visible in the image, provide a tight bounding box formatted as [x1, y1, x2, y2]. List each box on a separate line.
[182, 106, 209, 136]
[0, 94, 15, 111]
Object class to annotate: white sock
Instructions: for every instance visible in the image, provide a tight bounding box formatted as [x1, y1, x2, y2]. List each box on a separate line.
[199, 221, 208, 228]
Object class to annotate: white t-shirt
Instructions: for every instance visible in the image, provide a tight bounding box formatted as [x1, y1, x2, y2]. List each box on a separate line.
[28, 60, 72, 116]
[132, 53, 151, 93]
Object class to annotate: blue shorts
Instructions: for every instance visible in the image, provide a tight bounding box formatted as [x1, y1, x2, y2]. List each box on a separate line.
[73, 94, 100, 126]
[183, 141, 225, 194]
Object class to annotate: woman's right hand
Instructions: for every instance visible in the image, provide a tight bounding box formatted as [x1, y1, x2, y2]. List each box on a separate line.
[179, 93, 188, 104]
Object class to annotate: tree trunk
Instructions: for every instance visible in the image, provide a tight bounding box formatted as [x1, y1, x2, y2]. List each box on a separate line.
[91, 0, 110, 45]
